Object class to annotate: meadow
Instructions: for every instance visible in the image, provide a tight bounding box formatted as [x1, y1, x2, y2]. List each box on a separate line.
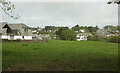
[2, 40, 118, 71]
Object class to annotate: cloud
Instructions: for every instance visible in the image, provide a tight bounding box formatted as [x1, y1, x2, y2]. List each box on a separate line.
[0, 9, 2, 21]
[25, 16, 47, 21]
[10, 0, 109, 2]
[26, 17, 39, 20]
[1, 2, 118, 28]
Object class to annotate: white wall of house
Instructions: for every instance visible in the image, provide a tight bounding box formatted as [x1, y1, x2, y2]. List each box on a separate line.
[14, 36, 23, 40]
[32, 30, 37, 33]
[76, 35, 87, 41]
[79, 29, 85, 33]
[1, 35, 33, 40]
[1, 35, 12, 40]
[1, 35, 8, 39]
[75, 31, 78, 33]
[7, 36, 11, 40]
[24, 36, 32, 40]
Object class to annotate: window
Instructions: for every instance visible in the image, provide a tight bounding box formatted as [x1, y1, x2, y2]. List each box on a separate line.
[77, 37, 80, 39]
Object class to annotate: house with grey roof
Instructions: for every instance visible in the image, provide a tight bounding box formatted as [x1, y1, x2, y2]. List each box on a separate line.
[76, 33, 91, 41]
[97, 29, 111, 37]
[0, 22, 32, 40]
[32, 34, 51, 40]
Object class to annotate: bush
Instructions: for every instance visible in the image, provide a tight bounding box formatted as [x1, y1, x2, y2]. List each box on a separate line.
[59, 29, 76, 41]
[55, 36, 61, 40]
[88, 35, 95, 41]
[104, 37, 111, 42]
[88, 34, 107, 41]
[88, 34, 120, 43]
[109, 36, 120, 43]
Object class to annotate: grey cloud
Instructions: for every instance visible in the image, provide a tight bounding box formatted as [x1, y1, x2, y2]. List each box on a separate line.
[1, 2, 118, 28]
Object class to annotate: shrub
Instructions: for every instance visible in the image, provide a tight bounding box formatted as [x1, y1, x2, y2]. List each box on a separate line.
[88, 34, 120, 43]
[56, 27, 69, 35]
[109, 36, 120, 43]
[55, 36, 61, 40]
[104, 37, 111, 42]
[88, 35, 95, 41]
[88, 34, 106, 41]
[60, 29, 76, 41]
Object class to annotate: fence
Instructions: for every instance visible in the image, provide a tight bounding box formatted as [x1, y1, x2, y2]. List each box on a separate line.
[2, 39, 48, 43]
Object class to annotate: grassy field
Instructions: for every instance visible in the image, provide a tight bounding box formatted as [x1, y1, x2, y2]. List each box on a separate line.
[2, 40, 118, 71]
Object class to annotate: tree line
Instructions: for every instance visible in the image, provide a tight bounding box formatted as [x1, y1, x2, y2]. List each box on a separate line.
[32, 25, 120, 43]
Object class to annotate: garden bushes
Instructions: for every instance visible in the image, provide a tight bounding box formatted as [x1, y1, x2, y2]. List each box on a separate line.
[88, 34, 120, 43]
[109, 36, 120, 43]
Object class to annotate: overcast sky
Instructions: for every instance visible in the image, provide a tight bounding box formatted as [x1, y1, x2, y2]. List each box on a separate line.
[1, 1, 118, 28]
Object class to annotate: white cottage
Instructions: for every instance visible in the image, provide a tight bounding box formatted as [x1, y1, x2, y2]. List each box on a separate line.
[79, 29, 85, 33]
[76, 33, 91, 41]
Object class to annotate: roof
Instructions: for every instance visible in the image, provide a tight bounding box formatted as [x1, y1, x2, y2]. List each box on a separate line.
[8, 23, 31, 29]
[0, 22, 7, 33]
[0, 22, 31, 30]
[97, 29, 111, 36]
[77, 33, 91, 37]
[97, 29, 107, 34]
[0, 22, 7, 28]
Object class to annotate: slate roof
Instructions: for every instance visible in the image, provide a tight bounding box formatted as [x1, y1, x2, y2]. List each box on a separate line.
[97, 29, 107, 34]
[0, 22, 31, 30]
[77, 33, 91, 38]
[0, 22, 7, 28]
[0, 22, 7, 33]
[0, 22, 31, 35]
[8, 23, 31, 29]
[97, 29, 111, 36]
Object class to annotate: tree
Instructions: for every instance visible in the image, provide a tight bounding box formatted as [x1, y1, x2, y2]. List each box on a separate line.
[88, 34, 108, 41]
[107, 0, 120, 4]
[117, 26, 120, 31]
[95, 26, 99, 30]
[87, 26, 97, 33]
[104, 25, 118, 32]
[71, 24, 80, 31]
[45, 26, 56, 30]
[59, 29, 76, 41]
[0, 0, 19, 19]
[56, 27, 69, 35]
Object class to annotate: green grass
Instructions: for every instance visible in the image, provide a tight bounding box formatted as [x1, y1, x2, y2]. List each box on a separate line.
[2, 40, 118, 71]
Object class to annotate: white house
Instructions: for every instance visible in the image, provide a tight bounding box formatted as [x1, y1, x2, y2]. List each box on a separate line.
[0, 22, 33, 40]
[79, 29, 85, 33]
[76, 33, 91, 41]
[32, 30, 37, 33]
[75, 29, 85, 33]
